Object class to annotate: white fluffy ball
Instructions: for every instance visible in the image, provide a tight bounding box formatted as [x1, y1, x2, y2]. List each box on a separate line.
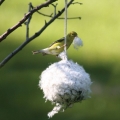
[39, 60, 92, 118]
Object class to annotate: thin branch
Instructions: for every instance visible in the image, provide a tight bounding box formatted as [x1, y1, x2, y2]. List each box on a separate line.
[0, 0, 74, 68]
[72, 2, 83, 5]
[0, 0, 5, 6]
[37, 11, 53, 17]
[0, 0, 57, 42]
[36, 10, 81, 20]
[51, 3, 58, 16]
[32, 3, 81, 20]
[25, 2, 33, 40]
[30, 3, 53, 17]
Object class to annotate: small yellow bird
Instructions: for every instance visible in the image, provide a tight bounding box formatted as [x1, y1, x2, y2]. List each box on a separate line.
[32, 31, 79, 56]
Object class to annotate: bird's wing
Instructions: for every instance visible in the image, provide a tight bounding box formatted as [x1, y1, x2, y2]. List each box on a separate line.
[49, 37, 65, 47]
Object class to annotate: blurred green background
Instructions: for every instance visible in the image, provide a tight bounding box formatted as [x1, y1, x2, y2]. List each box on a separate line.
[0, 0, 120, 120]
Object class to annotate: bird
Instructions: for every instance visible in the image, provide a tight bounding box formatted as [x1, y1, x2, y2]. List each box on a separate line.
[32, 31, 78, 56]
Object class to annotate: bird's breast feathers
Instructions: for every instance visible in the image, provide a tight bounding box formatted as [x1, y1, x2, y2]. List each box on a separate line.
[42, 46, 63, 55]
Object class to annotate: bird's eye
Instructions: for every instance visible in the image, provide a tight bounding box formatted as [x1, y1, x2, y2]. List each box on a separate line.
[71, 33, 74, 36]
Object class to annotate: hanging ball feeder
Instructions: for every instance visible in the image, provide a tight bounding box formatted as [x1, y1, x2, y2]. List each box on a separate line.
[38, 0, 92, 118]
[39, 60, 92, 118]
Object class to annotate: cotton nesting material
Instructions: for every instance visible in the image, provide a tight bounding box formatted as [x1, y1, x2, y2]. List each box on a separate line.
[73, 37, 83, 49]
[39, 60, 92, 118]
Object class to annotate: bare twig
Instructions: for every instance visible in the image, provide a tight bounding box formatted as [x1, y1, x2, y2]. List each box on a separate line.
[37, 11, 53, 17]
[51, 3, 58, 16]
[0, 0, 74, 68]
[72, 2, 83, 5]
[25, 2, 33, 40]
[32, 3, 81, 20]
[36, 10, 81, 20]
[0, 0, 57, 42]
[0, 0, 5, 6]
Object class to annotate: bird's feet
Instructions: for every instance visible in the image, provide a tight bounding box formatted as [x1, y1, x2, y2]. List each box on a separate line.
[63, 44, 67, 47]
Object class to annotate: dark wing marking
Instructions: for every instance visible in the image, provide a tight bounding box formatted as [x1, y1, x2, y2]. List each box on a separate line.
[49, 37, 65, 47]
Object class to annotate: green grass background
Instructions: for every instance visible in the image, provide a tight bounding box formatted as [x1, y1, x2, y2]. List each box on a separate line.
[0, 0, 120, 120]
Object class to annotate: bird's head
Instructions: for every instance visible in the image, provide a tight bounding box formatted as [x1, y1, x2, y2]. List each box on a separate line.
[69, 31, 78, 38]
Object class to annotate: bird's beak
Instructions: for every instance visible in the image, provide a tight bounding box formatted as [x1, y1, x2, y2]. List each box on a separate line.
[74, 34, 78, 38]
[74, 36, 79, 41]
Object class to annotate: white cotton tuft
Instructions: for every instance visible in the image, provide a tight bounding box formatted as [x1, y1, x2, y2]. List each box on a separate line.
[73, 37, 83, 49]
[39, 60, 92, 118]
[57, 51, 67, 60]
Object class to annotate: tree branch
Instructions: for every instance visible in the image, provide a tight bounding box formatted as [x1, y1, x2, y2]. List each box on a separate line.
[25, 2, 33, 40]
[36, 10, 81, 20]
[31, 2, 81, 20]
[72, 2, 83, 5]
[0, 0, 57, 42]
[0, 0, 5, 6]
[0, 0, 74, 68]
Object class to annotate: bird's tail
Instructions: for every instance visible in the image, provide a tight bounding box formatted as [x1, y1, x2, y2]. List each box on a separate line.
[32, 50, 47, 56]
